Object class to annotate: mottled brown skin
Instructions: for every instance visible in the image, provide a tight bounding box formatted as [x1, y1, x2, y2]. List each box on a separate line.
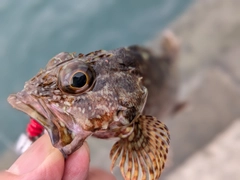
[128, 45, 178, 118]
[8, 32, 179, 180]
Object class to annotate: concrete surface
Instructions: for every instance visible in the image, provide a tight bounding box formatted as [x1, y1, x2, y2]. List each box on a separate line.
[165, 119, 240, 180]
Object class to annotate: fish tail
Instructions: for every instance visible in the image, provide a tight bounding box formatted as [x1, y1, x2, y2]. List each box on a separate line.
[110, 115, 170, 180]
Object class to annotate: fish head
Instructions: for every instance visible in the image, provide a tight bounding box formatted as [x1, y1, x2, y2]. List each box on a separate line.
[8, 49, 148, 151]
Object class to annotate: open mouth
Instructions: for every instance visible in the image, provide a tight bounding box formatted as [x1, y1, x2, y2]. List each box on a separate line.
[7, 93, 73, 148]
[8, 94, 49, 127]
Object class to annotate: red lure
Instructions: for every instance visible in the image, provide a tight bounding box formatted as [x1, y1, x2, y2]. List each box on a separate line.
[26, 118, 44, 138]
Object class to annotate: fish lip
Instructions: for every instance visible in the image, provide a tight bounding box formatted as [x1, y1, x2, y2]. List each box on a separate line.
[7, 93, 65, 147]
[7, 93, 48, 125]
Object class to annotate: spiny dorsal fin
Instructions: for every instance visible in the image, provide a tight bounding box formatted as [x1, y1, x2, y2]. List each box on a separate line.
[161, 30, 180, 59]
[110, 115, 170, 180]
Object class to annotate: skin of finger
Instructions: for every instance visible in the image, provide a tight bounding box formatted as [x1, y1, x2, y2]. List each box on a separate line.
[8, 134, 63, 175]
[0, 171, 19, 180]
[88, 168, 116, 180]
[62, 142, 90, 180]
[22, 147, 64, 180]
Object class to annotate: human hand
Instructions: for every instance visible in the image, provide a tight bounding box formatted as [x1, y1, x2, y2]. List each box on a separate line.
[0, 134, 115, 180]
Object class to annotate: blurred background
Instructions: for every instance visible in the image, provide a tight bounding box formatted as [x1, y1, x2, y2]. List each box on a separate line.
[1, 0, 240, 179]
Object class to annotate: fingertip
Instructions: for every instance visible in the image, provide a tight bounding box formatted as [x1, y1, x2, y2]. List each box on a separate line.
[63, 142, 90, 180]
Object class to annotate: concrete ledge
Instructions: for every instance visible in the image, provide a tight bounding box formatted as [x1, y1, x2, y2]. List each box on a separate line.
[165, 119, 240, 180]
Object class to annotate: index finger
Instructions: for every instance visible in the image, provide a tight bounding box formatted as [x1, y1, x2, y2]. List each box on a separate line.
[63, 142, 90, 180]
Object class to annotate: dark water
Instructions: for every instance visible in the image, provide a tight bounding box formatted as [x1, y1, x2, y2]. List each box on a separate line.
[0, 0, 193, 152]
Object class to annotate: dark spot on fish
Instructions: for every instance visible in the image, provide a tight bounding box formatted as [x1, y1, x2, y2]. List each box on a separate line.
[94, 50, 102, 55]
[167, 138, 170, 145]
[149, 169, 154, 175]
[78, 53, 84, 58]
[85, 52, 94, 56]
[164, 154, 167, 160]
[164, 124, 169, 131]
[160, 132, 165, 137]
[106, 54, 112, 57]
[98, 54, 105, 58]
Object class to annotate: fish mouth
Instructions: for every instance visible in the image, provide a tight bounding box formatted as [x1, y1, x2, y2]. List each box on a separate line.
[8, 93, 74, 148]
[8, 94, 49, 127]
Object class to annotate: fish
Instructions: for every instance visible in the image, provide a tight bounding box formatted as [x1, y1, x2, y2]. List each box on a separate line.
[8, 31, 180, 180]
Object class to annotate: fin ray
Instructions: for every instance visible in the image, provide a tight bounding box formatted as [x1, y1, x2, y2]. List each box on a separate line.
[110, 115, 170, 180]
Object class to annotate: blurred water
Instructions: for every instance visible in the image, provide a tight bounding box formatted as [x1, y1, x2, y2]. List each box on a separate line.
[0, 0, 193, 152]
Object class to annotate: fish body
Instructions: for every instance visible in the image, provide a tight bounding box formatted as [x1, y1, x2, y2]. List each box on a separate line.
[8, 32, 179, 180]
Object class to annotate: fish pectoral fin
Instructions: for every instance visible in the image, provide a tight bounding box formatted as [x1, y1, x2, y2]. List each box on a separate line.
[110, 115, 170, 180]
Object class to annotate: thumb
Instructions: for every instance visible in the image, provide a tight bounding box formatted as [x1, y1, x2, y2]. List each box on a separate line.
[8, 134, 64, 179]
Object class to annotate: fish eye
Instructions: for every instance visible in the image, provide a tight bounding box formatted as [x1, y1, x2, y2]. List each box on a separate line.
[58, 61, 95, 94]
[71, 71, 87, 88]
